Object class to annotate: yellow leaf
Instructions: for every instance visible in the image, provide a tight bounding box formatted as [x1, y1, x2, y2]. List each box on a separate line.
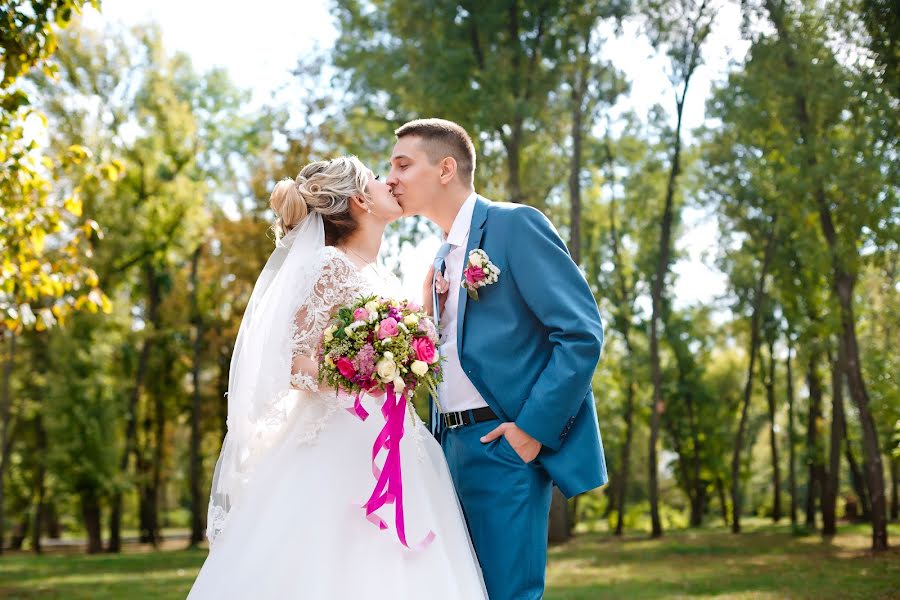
[67, 145, 89, 164]
[30, 228, 45, 253]
[64, 196, 83, 217]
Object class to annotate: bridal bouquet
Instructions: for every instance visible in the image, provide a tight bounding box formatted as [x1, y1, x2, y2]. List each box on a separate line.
[318, 295, 441, 549]
[318, 295, 442, 402]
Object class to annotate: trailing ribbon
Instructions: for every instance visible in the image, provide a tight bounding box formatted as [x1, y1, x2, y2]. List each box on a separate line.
[346, 391, 370, 420]
[351, 383, 436, 550]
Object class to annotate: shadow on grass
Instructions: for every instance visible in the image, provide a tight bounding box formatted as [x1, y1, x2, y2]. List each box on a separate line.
[1, 522, 898, 599]
[0, 549, 207, 600]
[546, 522, 900, 600]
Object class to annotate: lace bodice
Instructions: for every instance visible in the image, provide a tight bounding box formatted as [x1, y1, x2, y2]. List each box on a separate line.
[288, 246, 401, 392]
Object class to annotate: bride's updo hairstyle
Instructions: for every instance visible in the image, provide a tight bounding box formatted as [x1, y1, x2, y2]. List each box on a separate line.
[270, 156, 369, 245]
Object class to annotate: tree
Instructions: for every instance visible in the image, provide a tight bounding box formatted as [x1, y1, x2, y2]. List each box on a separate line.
[756, 0, 892, 550]
[332, 0, 579, 206]
[642, 0, 715, 538]
[0, 0, 112, 556]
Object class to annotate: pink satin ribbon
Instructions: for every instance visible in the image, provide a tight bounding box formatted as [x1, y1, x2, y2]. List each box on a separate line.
[350, 383, 436, 550]
[346, 391, 370, 420]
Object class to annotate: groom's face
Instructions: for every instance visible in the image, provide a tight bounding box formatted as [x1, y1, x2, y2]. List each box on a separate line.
[387, 135, 441, 217]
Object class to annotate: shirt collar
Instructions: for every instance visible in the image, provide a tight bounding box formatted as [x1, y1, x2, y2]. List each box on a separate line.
[445, 191, 478, 247]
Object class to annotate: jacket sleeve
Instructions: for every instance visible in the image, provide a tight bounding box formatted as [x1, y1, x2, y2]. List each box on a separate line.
[506, 207, 604, 451]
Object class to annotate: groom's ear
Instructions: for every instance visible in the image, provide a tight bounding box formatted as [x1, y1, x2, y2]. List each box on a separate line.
[438, 156, 458, 185]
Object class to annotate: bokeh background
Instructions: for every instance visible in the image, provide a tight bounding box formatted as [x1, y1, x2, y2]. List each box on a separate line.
[1, 0, 898, 598]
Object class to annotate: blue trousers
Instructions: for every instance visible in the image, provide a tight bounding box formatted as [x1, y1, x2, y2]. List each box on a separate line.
[441, 419, 553, 600]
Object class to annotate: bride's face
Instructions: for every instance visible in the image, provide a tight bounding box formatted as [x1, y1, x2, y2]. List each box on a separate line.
[364, 170, 403, 223]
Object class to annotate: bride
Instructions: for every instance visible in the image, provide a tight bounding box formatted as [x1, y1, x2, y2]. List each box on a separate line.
[188, 157, 486, 598]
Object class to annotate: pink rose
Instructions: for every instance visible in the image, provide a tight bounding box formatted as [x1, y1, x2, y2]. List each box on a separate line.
[377, 317, 399, 339]
[464, 266, 485, 285]
[412, 336, 437, 364]
[353, 307, 369, 321]
[406, 301, 421, 312]
[336, 357, 356, 380]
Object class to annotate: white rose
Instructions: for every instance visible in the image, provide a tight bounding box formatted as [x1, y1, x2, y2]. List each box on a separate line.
[323, 325, 337, 343]
[365, 300, 379, 313]
[403, 314, 419, 327]
[392, 376, 406, 393]
[376, 356, 397, 382]
[410, 360, 429, 377]
[469, 251, 485, 267]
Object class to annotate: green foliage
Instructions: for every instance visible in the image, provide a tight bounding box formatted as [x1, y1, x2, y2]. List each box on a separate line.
[607, 500, 690, 532]
[0, 1, 116, 333]
[0, 0, 98, 87]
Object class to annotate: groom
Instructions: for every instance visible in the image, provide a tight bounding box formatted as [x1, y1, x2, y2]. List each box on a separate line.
[387, 118, 607, 600]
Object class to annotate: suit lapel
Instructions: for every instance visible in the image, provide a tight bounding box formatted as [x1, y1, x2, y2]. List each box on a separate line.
[456, 197, 488, 355]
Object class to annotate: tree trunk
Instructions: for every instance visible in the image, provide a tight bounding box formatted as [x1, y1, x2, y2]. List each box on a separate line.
[822, 342, 846, 536]
[81, 489, 103, 554]
[150, 375, 164, 546]
[845, 437, 871, 521]
[189, 246, 205, 546]
[890, 458, 898, 521]
[109, 265, 160, 552]
[502, 123, 523, 204]
[604, 144, 637, 538]
[547, 486, 571, 544]
[805, 356, 825, 530]
[764, 0, 888, 552]
[0, 332, 15, 556]
[762, 338, 781, 522]
[138, 263, 164, 548]
[614, 380, 635, 536]
[786, 338, 798, 526]
[690, 487, 707, 528]
[107, 490, 122, 552]
[218, 346, 230, 441]
[835, 273, 888, 548]
[568, 66, 585, 264]
[10, 513, 28, 550]
[647, 9, 712, 528]
[648, 94, 687, 540]
[731, 223, 777, 533]
[601, 481, 616, 520]
[30, 415, 47, 554]
[716, 476, 729, 527]
[46, 501, 61, 539]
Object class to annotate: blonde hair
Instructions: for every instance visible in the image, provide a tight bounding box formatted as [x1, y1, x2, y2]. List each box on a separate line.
[270, 156, 370, 244]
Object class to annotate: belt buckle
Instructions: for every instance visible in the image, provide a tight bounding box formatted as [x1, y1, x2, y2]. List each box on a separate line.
[444, 412, 463, 429]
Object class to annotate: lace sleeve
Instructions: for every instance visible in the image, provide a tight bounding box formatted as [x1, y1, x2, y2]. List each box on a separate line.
[289, 250, 362, 391]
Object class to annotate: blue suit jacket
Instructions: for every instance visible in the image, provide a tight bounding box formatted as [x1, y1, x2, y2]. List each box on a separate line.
[436, 196, 608, 498]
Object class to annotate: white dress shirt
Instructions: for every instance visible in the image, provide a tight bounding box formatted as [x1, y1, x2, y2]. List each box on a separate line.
[437, 192, 489, 413]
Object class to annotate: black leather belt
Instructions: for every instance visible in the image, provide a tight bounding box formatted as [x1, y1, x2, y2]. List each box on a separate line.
[441, 406, 498, 429]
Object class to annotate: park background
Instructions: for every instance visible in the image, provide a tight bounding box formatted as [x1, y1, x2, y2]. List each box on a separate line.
[0, 0, 898, 597]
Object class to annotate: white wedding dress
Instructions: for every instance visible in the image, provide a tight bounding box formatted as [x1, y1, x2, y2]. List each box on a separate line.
[188, 235, 486, 599]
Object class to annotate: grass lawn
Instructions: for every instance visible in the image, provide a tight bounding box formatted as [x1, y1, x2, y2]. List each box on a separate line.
[0, 521, 897, 599]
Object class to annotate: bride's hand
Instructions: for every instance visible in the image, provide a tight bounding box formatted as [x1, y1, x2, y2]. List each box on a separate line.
[422, 265, 448, 317]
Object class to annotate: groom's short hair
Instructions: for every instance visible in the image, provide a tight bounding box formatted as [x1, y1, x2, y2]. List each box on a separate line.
[395, 118, 476, 185]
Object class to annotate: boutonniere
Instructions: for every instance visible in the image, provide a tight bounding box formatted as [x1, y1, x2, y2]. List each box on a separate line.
[461, 249, 500, 300]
